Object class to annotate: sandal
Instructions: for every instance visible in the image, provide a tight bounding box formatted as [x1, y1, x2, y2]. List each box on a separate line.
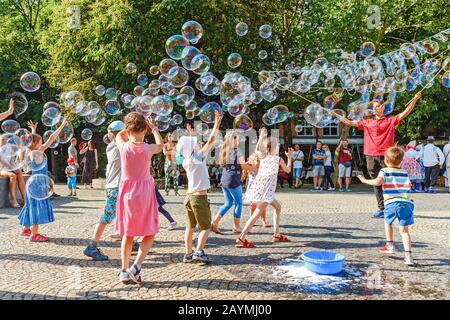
[262, 222, 271, 228]
[30, 234, 48, 242]
[272, 234, 290, 243]
[20, 228, 31, 237]
[235, 237, 255, 248]
[10, 202, 20, 208]
[211, 224, 222, 235]
[232, 228, 242, 234]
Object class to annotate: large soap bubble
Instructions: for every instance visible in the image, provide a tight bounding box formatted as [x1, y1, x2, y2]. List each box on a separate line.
[126, 62, 137, 74]
[361, 42, 376, 58]
[55, 120, 74, 144]
[233, 114, 253, 133]
[105, 100, 121, 115]
[181, 20, 203, 44]
[14, 128, 33, 148]
[25, 150, 48, 172]
[191, 54, 211, 75]
[168, 66, 189, 88]
[42, 130, 59, 149]
[20, 72, 41, 92]
[1, 119, 20, 134]
[303, 103, 325, 126]
[151, 95, 174, 117]
[41, 107, 62, 127]
[95, 85, 106, 96]
[8, 92, 28, 117]
[159, 59, 178, 75]
[199, 102, 223, 123]
[26, 174, 54, 200]
[181, 46, 202, 71]
[165, 35, 190, 60]
[0, 143, 23, 171]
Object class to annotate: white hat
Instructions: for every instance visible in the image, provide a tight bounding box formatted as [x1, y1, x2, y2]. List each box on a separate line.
[176, 136, 198, 158]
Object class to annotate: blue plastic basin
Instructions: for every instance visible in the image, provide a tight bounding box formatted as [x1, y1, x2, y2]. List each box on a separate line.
[301, 251, 345, 275]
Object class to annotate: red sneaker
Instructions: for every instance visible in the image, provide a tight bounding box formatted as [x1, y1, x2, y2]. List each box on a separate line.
[379, 244, 395, 254]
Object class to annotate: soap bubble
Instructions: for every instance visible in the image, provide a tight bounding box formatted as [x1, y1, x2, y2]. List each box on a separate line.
[159, 59, 178, 75]
[126, 62, 137, 74]
[330, 109, 346, 124]
[295, 125, 303, 133]
[8, 92, 28, 117]
[20, 72, 41, 92]
[250, 43, 256, 50]
[1, 119, 20, 134]
[185, 100, 198, 112]
[176, 93, 190, 107]
[155, 116, 170, 132]
[72, 100, 88, 115]
[14, 128, 33, 148]
[41, 107, 62, 127]
[132, 85, 144, 97]
[105, 88, 118, 100]
[43, 101, 59, 111]
[165, 35, 190, 60]
[258, 50, 268, 60]
[196, 123, 209, 135]
[56, 120, 74, 144]
[81, 128, 93, 141]
[95, 85, 106, 96]
[0, 143, 24, 171]
[273, 105, 290, 123]
[181, 46, 202, 71]
[304, 103, 325, 125]
[262, 113, 275, 126]
[235, 22, 249, 36]
[361, 42, 376, 58]
[26, 174, 54, 200]
[168, 66, 189, 88]
[43, 130, 60, 149]
[422, 40, 439, 54]
[259, 24, 272, 39]
[137, 73, 149, 86]
[199, 102, 223, 123]
[180, 86, 195, 101]
[191, 54, 211, 74]
[441, 71, 450, 88]
[151, 95, 173, 117]
[149, 65, 159, 76]
[227, 53, 242, 68]
[105, 99, 121, 115]
[25, 150, 48, 172]
[181, 20, 203, 44]
[233, 114, 253, 133]
[64, 91, 84, 109]
[170, 114, 183, 126]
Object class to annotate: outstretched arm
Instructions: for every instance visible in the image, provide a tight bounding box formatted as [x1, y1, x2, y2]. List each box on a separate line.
[280, 148, 294, 174]
[27, 120, 38, 134]
[147, 118, 164, 156]
[201, 111, 222, 157]
[39, 118, 68, 152]
[398, 92, 422, 122]
[0, 99, 14, 121]
[357, 175, 383, 186]
[327, 109, 358, 127]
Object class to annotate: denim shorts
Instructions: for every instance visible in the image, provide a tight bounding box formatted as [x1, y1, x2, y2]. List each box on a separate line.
[100, 188, 118, 225]
[312, 165, 324, 177]
[384, 201, 414, 226]
[292, 168, 302, 179]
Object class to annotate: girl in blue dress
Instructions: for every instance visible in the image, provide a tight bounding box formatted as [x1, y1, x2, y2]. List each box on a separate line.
[19, 118, 68, 242]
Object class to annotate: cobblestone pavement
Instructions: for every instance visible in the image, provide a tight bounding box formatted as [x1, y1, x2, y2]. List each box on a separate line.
[0, 185, 449, 300]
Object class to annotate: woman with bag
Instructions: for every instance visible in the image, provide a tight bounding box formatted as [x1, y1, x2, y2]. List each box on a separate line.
[211, 131, 254, 234]
[336, 139, 353, 192]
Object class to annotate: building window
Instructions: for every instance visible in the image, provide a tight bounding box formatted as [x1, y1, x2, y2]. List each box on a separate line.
[323, 123, 339, 137]
[297, 119, 314, 136]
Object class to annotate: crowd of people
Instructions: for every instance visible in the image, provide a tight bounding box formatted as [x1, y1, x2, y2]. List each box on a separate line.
[2, 90, 450, 285]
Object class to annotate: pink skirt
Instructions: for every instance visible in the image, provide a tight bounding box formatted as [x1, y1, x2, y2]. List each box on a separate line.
[116, 178, 159, 237]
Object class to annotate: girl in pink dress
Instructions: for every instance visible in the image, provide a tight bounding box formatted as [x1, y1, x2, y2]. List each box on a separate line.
[237, 136, 294, 248]
[401, 141, 424, 192]
[115, 112, 163, 284]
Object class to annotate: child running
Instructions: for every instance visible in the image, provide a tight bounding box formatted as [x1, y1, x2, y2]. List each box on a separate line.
[211, 130, 254, 234]
[115, 113, 164, 284]
[176, 111, 221, 264]
[19, 118, 68, 241]
[237, 136, 293, 248]
[65, 157, 78, 196]
[358, 146, 415, 266]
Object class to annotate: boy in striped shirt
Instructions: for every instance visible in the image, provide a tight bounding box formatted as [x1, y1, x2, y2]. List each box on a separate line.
[358, 146, 415, 266]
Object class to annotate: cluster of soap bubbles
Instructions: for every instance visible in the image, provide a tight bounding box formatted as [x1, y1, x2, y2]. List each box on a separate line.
[257, 28, 450, 127]
[262, 105, 293, 126]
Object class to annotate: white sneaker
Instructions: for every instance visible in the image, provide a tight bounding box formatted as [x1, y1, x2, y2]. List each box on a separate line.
[404, 254, 415, 266]
[167, 221, 177, 230]
[328, 187, 335, 191]
[118, 271, 130, 283]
